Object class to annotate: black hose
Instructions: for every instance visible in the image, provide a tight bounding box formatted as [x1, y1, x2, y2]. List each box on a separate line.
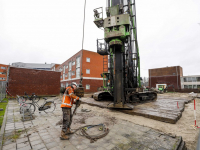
[70, 124, 109, 143]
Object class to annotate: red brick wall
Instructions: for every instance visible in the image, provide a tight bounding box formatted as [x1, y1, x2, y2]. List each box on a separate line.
[149, 66, 183, 89]
[149, 66, 182, 77]
[149, 76, 181, 89]
[8, 67, 60, 96]
[82, 79, 103, 93]
[0, 64, 9, 81]
[82, 50, 107, 78]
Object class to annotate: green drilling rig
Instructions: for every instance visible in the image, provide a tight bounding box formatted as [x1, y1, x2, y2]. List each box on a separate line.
[92, 0, 157, 109]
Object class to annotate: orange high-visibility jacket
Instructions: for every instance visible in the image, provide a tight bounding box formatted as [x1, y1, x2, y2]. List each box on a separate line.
[61, 86, 79, 108]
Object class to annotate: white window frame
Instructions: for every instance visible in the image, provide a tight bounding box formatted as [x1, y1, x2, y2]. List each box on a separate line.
[86, 69, 90, 74]
[86, 57, 90, 62]
[69, 62, 72, 71]
[66, 83, 68, 87]
[1, 67, 6, 69]
[63, 74, 65, 80]
[61, 83, 64, 87]
[68, 71, 71, 79]
[86, 84, 90, 90]
[72, 61, 75, 66]
[63, 66, 65, 73]
[76, 68, 80, 78]
[65, 73, 68, 77]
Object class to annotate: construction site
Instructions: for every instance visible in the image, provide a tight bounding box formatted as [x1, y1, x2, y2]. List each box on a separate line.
[0, 0, 200, 150]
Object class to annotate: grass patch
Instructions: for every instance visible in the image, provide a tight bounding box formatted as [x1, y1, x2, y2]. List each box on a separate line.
[0, 98, 8, 128]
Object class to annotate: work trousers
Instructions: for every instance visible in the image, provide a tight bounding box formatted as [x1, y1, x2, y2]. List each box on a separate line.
[62, 107, 72, 131]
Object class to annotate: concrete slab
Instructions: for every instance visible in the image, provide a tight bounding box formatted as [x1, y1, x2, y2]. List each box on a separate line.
[81, 96, 193, 124]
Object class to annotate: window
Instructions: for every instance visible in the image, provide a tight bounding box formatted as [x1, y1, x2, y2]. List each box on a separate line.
[198, 85, 200, 89]
[66, 65, 68, 69]
[63, 66, 65, 73]
[76, 57, 80, 68]
[197, 77, 200, 82]
[68, 71, 71, 79]
[184, 85, 188, 89]
[76, 56, 80, 78]
[86, 69, 90, 74]
[86, 84, 90, 90]
[0, 72, 3, 74]
[192, 77, 197, 82]
[65, 73, 68, 77]
[86, 58, 90, 62]
[60, 75, 62, 79]
[63, 74, 65, 80]
[193, 85, 197, 89]
[69, 62, 72, 71]
[72, 71, 75, 76]
[61, 83, 64, 87]
[189, 85, 193, 89]
[1, 67, 6, 70]
[72, 61, 75, 66]
[0, 78, 5, 80]
[76, 68, 80, 78]
[66, 83, 68, 87]
[184, 78, 187, 82]
[187, 77, 192, 82]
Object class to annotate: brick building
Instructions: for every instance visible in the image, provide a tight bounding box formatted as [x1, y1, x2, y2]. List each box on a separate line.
[56, 49, 107, 93]
[0, 64, 9, 81]
[149, 66, 183, 89]
[51, 64, 60, 71]
[7, 67, 60, 96]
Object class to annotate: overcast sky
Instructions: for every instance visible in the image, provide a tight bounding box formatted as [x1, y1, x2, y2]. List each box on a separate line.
[0, 0, 200, 77]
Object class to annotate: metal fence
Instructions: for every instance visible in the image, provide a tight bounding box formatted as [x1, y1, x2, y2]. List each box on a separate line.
[0, 81, 7, 102]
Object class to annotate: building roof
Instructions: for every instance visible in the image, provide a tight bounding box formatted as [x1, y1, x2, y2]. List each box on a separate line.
[12, 62, 55, 69]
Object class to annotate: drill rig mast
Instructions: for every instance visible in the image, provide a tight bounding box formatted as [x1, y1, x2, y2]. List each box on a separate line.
[93, 0, 157, 109]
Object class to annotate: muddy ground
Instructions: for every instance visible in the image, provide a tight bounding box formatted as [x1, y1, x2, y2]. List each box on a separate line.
[77, 93, 199, 150]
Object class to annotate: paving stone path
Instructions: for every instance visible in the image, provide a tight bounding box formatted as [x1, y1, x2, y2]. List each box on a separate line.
[1, 98, 186, 150]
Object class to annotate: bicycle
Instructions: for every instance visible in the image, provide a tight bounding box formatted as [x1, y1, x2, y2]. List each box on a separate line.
[17, 95, 35, 117]
[32, 97, 56, 113]
[24, 92, 40, 103]
[22, 93, 56, 113]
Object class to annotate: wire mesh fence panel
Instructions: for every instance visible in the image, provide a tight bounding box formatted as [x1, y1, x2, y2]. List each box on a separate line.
[0, 81, 7, 102]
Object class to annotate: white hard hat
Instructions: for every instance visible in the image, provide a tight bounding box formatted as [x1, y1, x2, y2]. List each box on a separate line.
[72, 82, 78, 87]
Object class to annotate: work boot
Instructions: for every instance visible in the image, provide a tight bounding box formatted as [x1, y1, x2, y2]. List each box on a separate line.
[65, 128, 72, 135]
[60, 130, 69, 140]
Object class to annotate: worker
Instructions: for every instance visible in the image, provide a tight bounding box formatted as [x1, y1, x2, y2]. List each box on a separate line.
[60, 82, 80, 140]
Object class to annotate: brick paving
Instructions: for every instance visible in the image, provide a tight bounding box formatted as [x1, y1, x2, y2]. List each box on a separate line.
[1, 98, 186, 150]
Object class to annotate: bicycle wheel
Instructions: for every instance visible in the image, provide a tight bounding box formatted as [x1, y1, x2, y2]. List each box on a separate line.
[25, 103, 36, 114]
[44, 101, 56, 113]
[33, 95, 40, 103]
